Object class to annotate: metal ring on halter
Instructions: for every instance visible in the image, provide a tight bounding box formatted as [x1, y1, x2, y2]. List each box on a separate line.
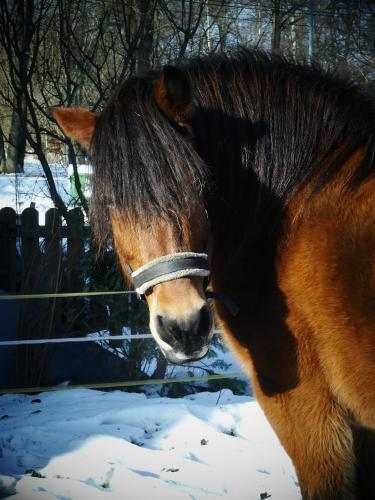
[130, 252, 210, 296]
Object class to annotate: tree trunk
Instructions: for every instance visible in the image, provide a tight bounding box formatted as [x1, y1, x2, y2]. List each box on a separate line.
[136, 0, 155, 73]
[271, 0, 281, 55]
[0, 124, 5, 172]
[217, 3, 230, 50]
[340, 3, 353, 70]
[307, 0, 315, 63]
[6, 102, 26, 173]
[5, 0, 33, 174]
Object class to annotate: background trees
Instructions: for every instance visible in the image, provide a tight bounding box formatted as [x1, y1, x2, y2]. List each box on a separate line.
[0, 0, 373, 182]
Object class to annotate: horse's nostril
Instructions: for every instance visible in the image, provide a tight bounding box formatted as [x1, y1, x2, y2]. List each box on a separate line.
[156, 306, 212, 346]
[163, 317, 187, 343]
[156, 315, 181, 342]
[198, 304, 211, 336]
[157, 314, 164, 329]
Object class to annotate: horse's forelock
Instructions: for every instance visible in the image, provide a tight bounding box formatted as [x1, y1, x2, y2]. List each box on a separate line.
[89, 74, 209, 253]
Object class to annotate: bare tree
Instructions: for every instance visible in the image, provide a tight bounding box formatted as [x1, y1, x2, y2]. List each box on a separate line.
[160, 0, 205, 61]
[0, 0, 70, 215]
[0, 123, 5, 170]
[0, 0, 158, 214]
[0, 0, 35, 173]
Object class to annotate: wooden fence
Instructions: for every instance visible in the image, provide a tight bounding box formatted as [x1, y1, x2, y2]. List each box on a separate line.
[0, 205, 128, 388]
[0, 207, 247, 395]
[0, 205, 86, 295]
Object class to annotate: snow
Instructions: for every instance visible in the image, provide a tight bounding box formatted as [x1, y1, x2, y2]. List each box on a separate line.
[0, 388, 301, 499]
[0, 158, 92, 223]
[67, 164, 92, 177]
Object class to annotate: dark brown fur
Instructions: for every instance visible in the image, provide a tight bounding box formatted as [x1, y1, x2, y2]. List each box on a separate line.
[211, 149, 375, 498]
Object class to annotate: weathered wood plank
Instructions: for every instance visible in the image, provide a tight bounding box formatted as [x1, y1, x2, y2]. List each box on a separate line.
[0, 207, 17, 293]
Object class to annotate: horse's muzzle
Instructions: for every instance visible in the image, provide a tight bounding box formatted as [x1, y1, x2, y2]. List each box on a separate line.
[156, 304, 213, 363]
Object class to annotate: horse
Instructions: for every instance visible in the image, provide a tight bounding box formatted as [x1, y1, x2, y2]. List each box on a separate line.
[52, 49, 375, 499]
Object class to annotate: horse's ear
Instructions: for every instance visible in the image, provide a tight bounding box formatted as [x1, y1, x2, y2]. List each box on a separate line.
[51, 107, 98, 149]
[154, 65, 193, 127]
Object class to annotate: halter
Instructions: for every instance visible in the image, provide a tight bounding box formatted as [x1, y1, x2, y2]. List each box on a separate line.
[131, 252, 209, 295]
[129, 252, 239, 316]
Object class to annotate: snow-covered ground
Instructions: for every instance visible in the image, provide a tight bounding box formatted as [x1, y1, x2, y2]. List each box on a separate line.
[0, 388, 300, 500]
[0, 158, 88, 223]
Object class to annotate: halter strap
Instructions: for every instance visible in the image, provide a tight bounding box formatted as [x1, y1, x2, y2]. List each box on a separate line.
[131, 252, 210, 295]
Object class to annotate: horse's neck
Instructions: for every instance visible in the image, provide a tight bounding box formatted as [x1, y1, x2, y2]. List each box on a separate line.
[209, 147, 374, 307]
[207, 176, 284, 263]
[208, 202, 283, 297]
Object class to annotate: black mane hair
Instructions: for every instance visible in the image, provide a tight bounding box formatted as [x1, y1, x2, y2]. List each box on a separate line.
[90, 70, 209, 252]
[90, 48, 375, 253]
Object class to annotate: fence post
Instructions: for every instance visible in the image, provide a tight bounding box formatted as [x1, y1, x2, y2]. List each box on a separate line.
[20, 206, 40, 293]
[65, 208, 85, 333]
[0, 207, 18, 388]
[17, 206, 41, 386]
[0, 207, 17, 293]
[31, 208, 64, 386]
[44, 208, 62, 293]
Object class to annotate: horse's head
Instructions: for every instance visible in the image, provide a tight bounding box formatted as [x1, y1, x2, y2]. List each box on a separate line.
[109, 206, 213, 364]
[52, 66, 214, 364]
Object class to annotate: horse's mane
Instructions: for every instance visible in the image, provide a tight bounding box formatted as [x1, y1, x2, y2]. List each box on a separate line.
[90, 48, 375, 252]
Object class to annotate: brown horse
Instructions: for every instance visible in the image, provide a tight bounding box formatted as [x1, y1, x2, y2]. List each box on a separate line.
[52, 49, 375, 499]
